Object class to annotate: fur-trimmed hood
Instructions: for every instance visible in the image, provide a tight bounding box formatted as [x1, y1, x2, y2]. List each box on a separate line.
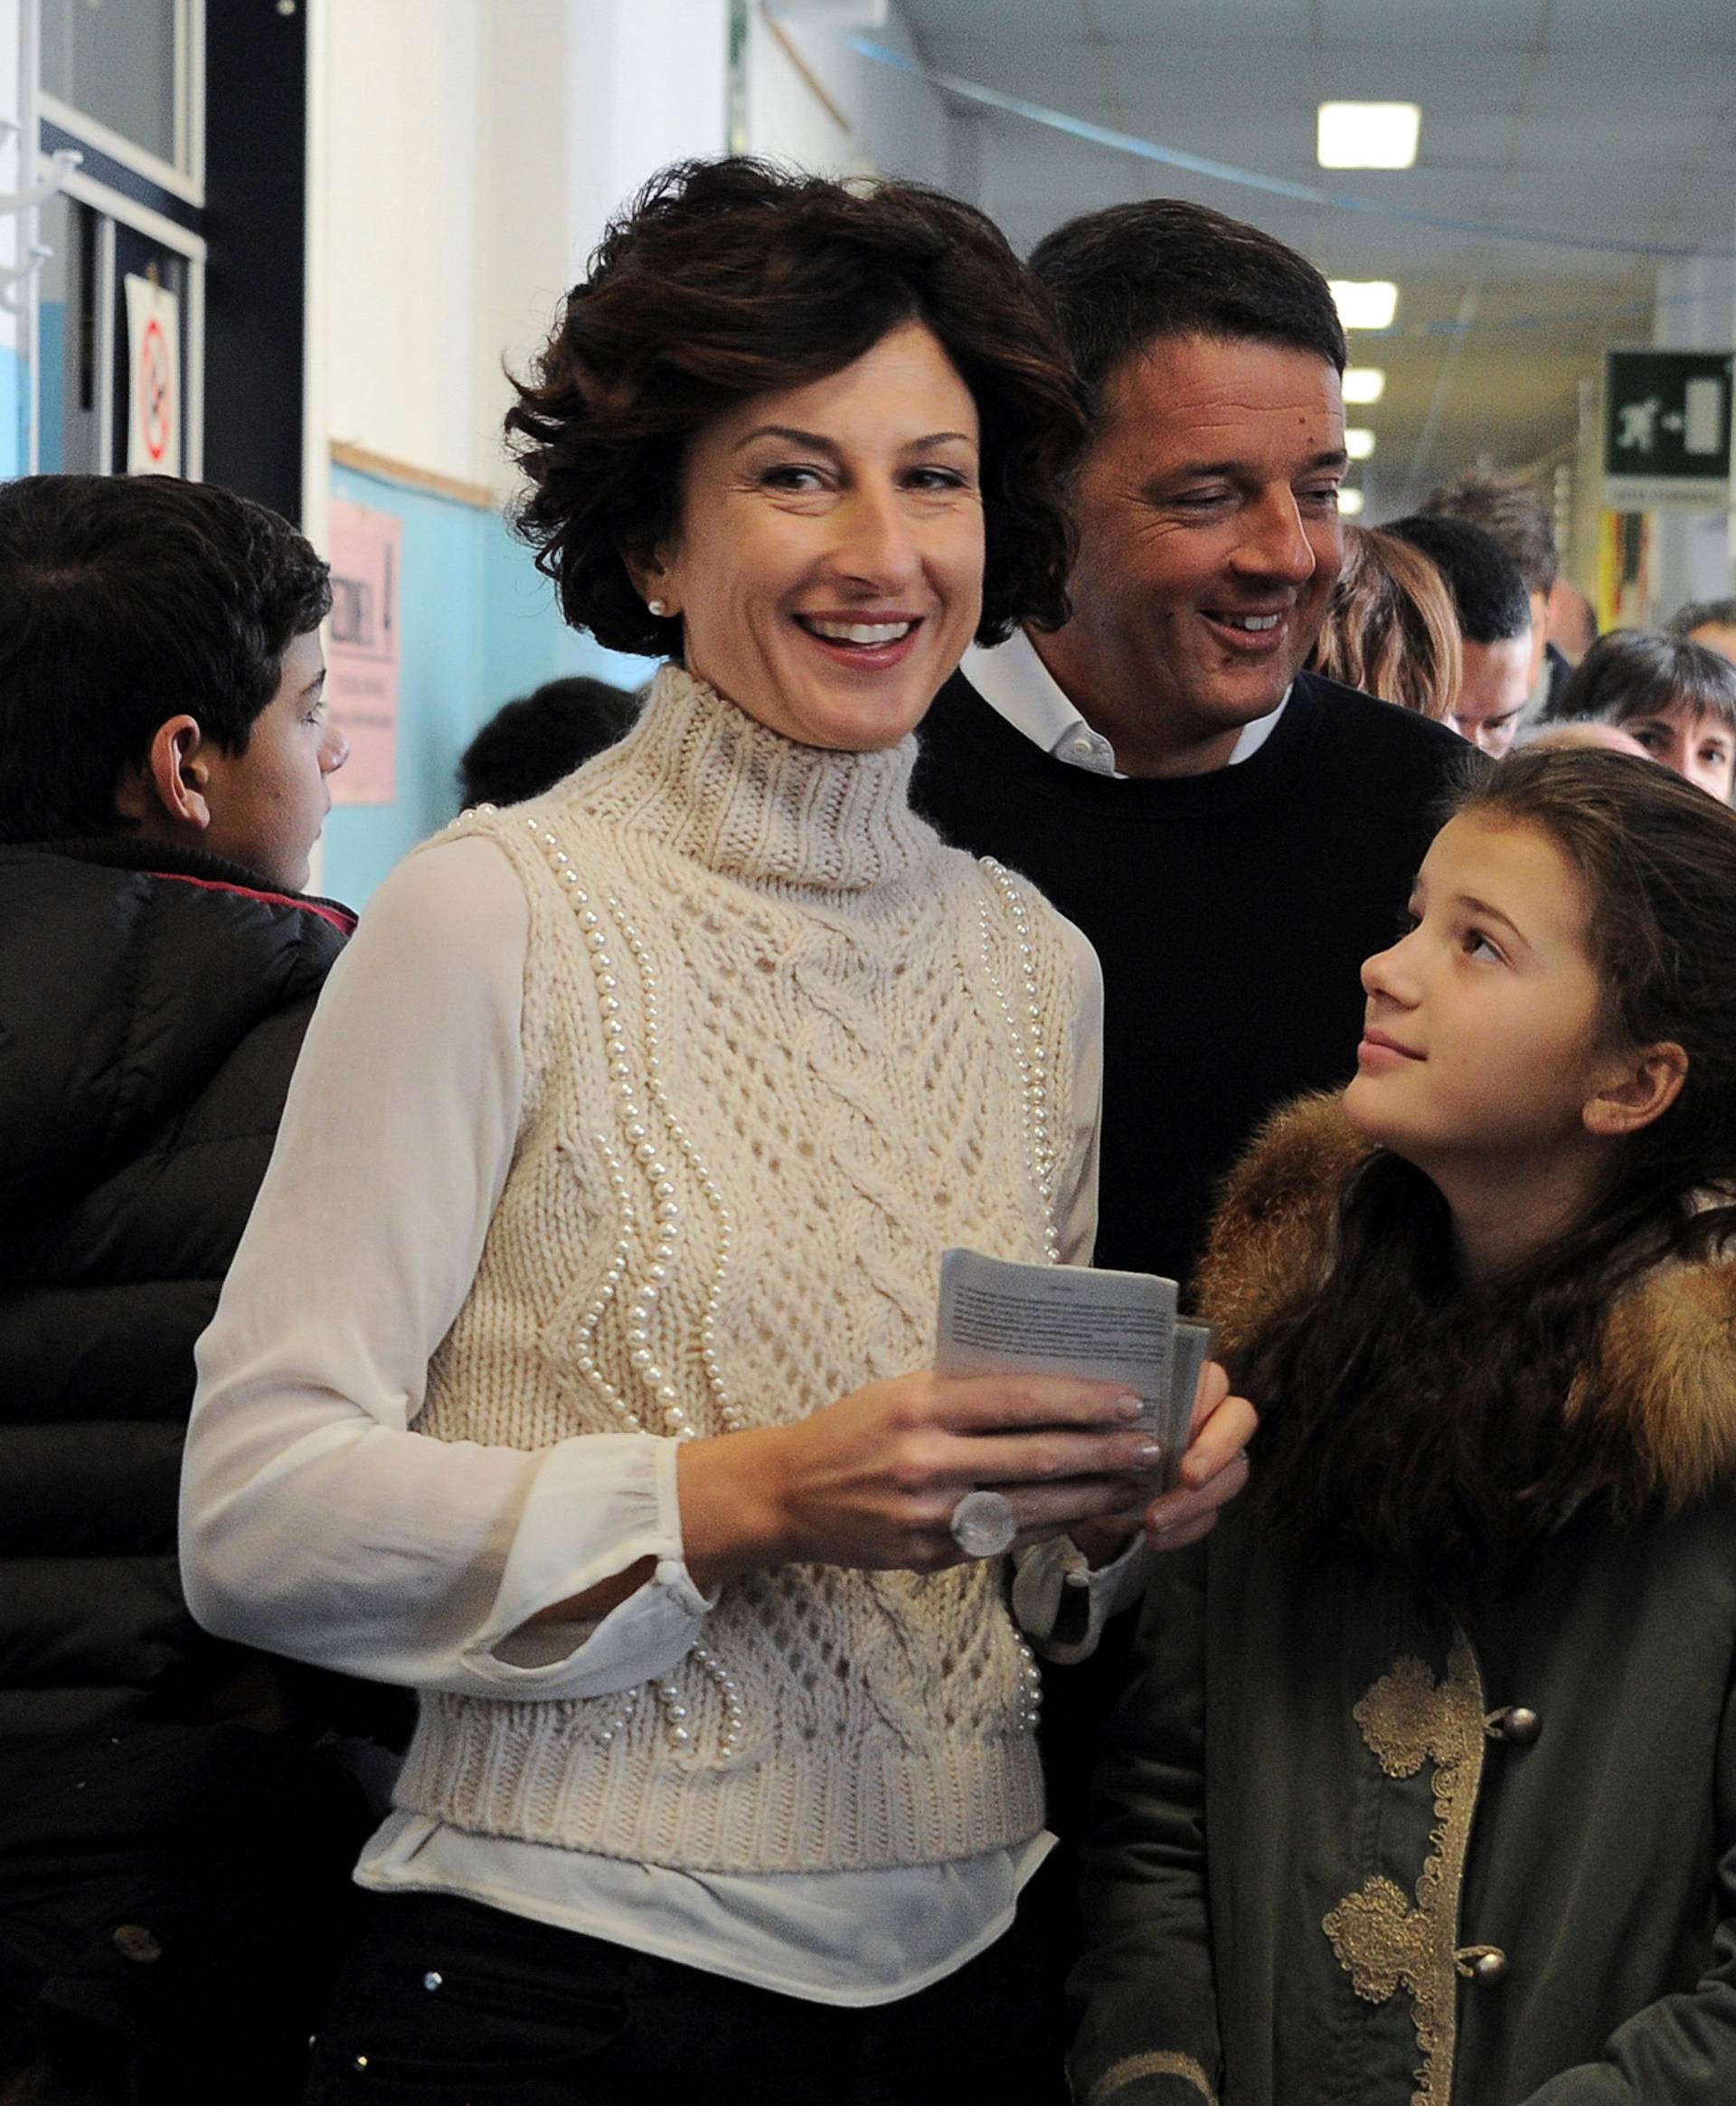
[1194, 1091, 1736, 1513]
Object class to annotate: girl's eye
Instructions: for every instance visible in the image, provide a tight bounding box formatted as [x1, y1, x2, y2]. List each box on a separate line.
[1465, 928, 1505, 963]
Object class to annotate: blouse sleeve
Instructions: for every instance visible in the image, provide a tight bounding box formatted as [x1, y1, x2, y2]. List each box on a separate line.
[1052, 911, 1104, 1270]
[179, 835, 712, 1704]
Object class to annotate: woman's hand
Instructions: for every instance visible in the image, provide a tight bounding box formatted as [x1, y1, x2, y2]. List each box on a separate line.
[675, 1372, 1163, 1587]
[1067, 1360, 1256, 1566]
[1139, 1359, 1254, 1553]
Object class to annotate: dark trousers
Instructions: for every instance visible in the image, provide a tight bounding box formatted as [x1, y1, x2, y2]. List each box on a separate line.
[0, 1723, 373, 2106]
[305, 1879, 1071, 2105]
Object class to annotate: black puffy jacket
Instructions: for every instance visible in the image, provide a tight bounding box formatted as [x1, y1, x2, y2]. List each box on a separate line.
[0, 838, 379, 2092]
[0, 836, 354, 1741]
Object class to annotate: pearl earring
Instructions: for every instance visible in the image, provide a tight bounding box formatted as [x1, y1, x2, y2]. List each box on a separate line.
[647, 599, 669, 618]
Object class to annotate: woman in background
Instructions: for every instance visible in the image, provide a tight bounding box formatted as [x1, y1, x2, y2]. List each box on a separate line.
[1552, 628, 1736, 801]
[1311, 523, 1462, 723]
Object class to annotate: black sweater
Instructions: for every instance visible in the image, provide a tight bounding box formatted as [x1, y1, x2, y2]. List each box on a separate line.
[911, 668, 1477, 1289]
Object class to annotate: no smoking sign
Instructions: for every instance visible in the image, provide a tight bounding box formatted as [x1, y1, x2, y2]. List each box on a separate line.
[125, 275, 182, 477]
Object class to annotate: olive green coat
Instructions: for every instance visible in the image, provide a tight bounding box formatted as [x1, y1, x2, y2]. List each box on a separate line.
[1069, 1096, 1736, 2106]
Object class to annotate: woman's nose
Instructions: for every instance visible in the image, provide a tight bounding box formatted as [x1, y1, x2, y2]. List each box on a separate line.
[320, 723, 352, 775]
[832, 482, 919, 587]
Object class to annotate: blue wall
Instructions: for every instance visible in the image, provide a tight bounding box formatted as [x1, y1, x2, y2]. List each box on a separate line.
[37, 302, 63, 472]
[0, 339, 24, 479]
[320, 460, 655, 909]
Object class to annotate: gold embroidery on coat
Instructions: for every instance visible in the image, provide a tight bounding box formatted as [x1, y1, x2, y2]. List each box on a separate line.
[1086, 2050, 1218, 2104]
[1323, 1630, 1486, 2105]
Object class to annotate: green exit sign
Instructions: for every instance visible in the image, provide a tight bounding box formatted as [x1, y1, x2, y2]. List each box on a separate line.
[1605, 349, 1733, 510]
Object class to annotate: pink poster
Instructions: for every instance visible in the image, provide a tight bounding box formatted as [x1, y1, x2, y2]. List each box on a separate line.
[326, 498, 402, 805]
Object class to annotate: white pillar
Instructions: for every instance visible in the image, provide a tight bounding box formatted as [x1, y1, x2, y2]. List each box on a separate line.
[564, 0, 730, 271]
[1647, 247, 1736, 623]
[2, 0, 30, 477]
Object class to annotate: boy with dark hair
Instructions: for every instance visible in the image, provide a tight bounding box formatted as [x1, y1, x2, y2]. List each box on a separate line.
[1386, 512, 1534, 757]
[0, 474, 370, 2105]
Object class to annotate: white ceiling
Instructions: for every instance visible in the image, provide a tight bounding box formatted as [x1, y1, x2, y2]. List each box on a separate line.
[894, 0, 1736, 513]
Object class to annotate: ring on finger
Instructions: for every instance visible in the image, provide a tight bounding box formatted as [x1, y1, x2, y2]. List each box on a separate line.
[949, 1489, 1017, 1559]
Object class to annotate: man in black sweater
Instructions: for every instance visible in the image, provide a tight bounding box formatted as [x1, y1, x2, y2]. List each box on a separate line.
[911, 203, 1477, 1884]
[913, 200, 1475, 1294]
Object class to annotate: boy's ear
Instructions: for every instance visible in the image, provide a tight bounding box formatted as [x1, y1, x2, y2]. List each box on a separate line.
[1582, 1041, 1688, 1139]
[114, 715, 213, 836]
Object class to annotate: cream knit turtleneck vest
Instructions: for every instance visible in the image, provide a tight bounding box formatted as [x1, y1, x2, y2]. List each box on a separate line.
[394, 666, 1085, 1874]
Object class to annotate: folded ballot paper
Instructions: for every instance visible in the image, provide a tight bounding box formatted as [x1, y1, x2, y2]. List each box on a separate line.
[934, 1248, 1212, 1491]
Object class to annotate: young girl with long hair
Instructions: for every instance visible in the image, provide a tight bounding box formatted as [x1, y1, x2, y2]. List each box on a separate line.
[1070, 748, 1736, 2106]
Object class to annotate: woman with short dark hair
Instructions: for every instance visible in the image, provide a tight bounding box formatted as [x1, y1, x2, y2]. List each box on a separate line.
[182, 159, 1253, 2101]
[1553, 628, 1736, 802]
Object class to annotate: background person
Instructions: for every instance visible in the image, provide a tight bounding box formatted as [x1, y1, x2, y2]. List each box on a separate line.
[0, 473, 370, 2106]
[456, 674, 642, 810]
[1553, 628, 1736, 802]
[180, 160, 1252, 2106]
[1665, 595, 1736, 666]
[1419, 466, 1560, 703]
[1521, 718, 1653, 761]
[1307, 523, 1460, 722]
[1547, 578, 1599, 668]
[1386, 512, 1533, 757]
[1071, 751, 1736, 2106]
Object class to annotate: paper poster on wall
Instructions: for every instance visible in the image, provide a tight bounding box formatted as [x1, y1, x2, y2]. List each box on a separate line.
[326, 498, 402, 805]
[124, 274, 182, 477]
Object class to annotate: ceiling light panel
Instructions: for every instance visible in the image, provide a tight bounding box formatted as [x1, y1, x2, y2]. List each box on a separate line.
[1343, 366, 1386, 404]
[1317, 102, 1421, 170]
[1338, 488, 1366, 517]
[1329, 280, 1399, 331]
[1344, 429, 1376, 460]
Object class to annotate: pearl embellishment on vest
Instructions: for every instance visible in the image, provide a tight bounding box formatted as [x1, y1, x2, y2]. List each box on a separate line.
[977, 858, 1061, 1265]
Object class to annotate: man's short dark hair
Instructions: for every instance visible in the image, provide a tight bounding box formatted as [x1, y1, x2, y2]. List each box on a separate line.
[1419, 468, 1560, 598]
[1667, 596, 1736, 638]
[1385, 514, 1532, 646]
[458, 676, 642, 808]
[1027, 199, 1348, 414]
[0, 474, 332, 845]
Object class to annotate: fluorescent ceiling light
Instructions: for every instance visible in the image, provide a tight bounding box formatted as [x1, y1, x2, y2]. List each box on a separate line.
[1338, 487, 1366, 517]
[1329, 279, 1399, 330]
[1343, 366, 1386, 404]
[1344, 429, 1376, 460]
[1317, 102, 1420, 169]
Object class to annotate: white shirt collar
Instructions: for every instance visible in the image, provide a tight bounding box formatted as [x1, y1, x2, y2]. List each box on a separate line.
[958, 627, 1288, 775]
